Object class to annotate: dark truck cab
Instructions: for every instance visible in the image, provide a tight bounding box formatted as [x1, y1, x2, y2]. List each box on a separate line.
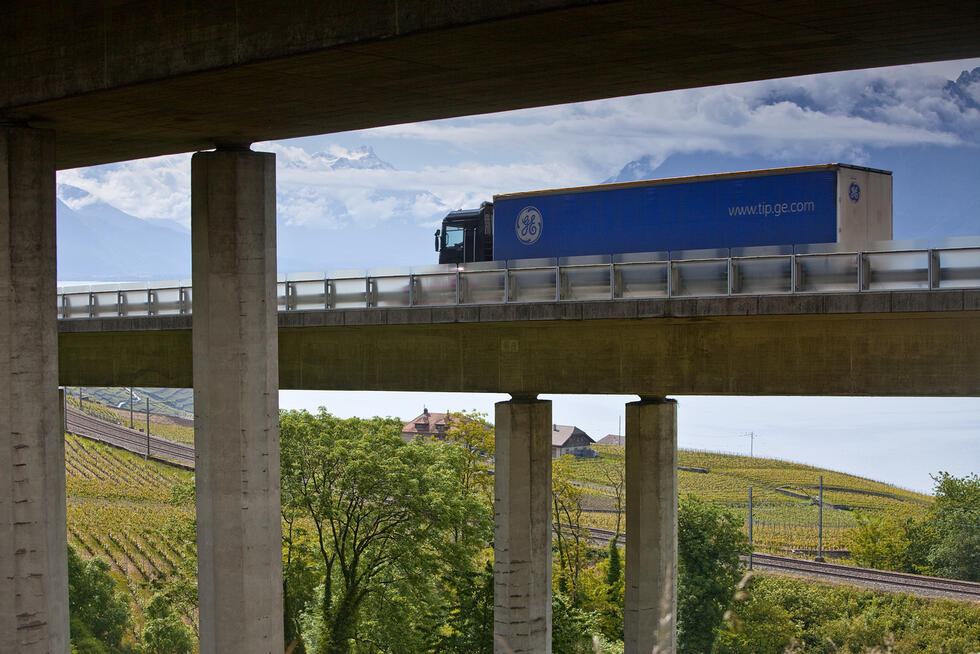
[435, 202, 493, 264]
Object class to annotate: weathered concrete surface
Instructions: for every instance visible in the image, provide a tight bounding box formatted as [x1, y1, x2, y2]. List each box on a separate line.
[58, 294, 980, 396]
[494, 397, 553, 654]
[0, 127, 69, 653]
[624, 398, 677, 654]
[3, 1, 979, 169]
[191, 149, 283, 654]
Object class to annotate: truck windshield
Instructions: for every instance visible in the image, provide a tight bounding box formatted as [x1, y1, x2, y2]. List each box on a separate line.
[444, 225, 464, 248]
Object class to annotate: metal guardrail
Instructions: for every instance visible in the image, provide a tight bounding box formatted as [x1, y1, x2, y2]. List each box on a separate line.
[57, 239, 980, 319]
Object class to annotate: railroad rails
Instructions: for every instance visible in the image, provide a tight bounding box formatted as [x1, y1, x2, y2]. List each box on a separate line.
[66, 405, 194, 468]
[748, 552, 980, 601]
[585, 527, 980, 602]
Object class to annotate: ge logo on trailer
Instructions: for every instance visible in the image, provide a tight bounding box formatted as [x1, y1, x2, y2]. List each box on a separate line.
[849, 182, 861, 203]
[516, 206, 543, 245]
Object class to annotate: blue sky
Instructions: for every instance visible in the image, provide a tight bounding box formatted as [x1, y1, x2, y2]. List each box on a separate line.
[58, 58, 980, 494]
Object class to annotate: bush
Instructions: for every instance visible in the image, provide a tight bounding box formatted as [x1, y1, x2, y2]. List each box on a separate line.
[68, 545, 131, 653]
[677, 495, 749, 653]
[717, 574, 980, 653]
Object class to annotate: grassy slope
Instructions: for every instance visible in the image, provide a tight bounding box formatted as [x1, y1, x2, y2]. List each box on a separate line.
[69, 386, 194, 418]
[566, 444, 933, 551]
[65, 433, 195, 633]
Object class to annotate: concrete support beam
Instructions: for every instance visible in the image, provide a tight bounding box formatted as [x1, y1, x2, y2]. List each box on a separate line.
[0, 126, 68, 653]
[494, 396, 552, 654]
[192, 148, 283, 654]
[625, 397, 678, 654]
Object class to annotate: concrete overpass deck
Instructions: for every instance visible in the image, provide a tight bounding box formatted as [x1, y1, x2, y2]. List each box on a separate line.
[58, 289, 980, 396]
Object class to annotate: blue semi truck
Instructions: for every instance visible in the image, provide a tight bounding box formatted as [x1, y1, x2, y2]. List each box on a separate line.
[435, 164, 893, 264]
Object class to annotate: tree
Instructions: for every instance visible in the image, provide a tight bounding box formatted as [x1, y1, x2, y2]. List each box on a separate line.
[279, 409, 491, 654]
[676, 495, 749, 654]
[434, 560, 494, 654]
[67, 544, 131, 653]
[552, 455, 590, 601]
[844, 511, 908, 571]
[596, 457, 625, 536]
[139, 593, 193, 654]
[927, 471, 980, 581]
[444, 410, 496, 507]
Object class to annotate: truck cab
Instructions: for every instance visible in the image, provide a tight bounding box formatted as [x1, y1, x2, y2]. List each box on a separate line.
[435, 202, 493, 264]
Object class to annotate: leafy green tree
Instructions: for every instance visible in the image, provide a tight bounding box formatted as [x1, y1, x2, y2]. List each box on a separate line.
[676, 495, 749, 654]
[444, 410, 496, 506]
[576, 545, 624, 644]
[713, 575, 797, 654]
[67, 544, 131, 653]
[434, 560, 494, 654]
[844, 511, 908, 571]
[605, 537, 621, 588]
[279, 409, 491, 654]
[552, 591, 598, 654]
[552, 455, 590, 601]
[596, 458, 625, 535]
[927, 471, 980, 581]
[139, 593, 193, 654]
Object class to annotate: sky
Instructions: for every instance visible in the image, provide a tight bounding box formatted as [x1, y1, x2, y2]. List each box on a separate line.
[58, 58, 980, 494]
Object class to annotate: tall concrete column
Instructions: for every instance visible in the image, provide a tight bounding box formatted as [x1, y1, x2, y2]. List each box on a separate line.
[494, 395, 552, 654]
[0, 126, 69, 653]
[192, 148, 283, 654]
[625, 397, 678, 654]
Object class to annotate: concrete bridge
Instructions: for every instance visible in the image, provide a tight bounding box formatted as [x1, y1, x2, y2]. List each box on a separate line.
[4, 2, 980, 653]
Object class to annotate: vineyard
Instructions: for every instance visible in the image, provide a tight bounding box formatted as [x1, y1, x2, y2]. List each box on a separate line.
[567, 444, 933, 553]
[64, 400, 939, 644]
[65, 433, 197, 636]
[68, 386, 194, 419]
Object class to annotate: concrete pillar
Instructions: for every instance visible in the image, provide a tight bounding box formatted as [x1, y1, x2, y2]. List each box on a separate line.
[0, 126, 69, 653]
[494, 395, 552, 654]
[192, 148, 283, 654]
[624, 397, 678, 654]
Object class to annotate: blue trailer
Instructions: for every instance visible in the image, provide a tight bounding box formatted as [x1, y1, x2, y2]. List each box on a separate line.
[436, 164, 892, 264]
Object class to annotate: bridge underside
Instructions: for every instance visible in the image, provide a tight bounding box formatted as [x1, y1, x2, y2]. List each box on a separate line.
[4, 0, 980, 169]
[58, 299, 980, 396]
[6, 2, 980, 651]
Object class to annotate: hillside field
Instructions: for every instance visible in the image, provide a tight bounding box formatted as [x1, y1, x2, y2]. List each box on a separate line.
[566, 444, 933, 553]
[65, 433, 196, 636]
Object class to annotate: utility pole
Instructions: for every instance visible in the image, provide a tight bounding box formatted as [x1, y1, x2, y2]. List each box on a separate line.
[748, 486, 754, 570]
[817, 475, 824, 562]
[145, 397, 151, 460]
[129, 387, 134, 429]
[742, 431, 755, 458]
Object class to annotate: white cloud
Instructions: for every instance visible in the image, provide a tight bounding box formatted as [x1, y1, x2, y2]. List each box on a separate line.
[58, 153, 193, 225]
[57, 59, 980, 232]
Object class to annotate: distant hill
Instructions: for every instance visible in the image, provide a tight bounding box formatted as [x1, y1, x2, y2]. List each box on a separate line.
[70, 387, 193, 419]
[57, 192, 192, 282]
[566, 444, 933, 553]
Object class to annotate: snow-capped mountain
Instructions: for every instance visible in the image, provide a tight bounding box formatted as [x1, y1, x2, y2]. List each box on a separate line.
[311, 145, 394, 170]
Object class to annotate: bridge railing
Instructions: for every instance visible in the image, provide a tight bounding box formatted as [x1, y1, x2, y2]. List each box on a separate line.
[57, 238, 980, 319]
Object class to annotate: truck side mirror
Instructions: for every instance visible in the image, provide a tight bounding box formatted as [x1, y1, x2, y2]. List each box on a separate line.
[434, 229, 441, 252]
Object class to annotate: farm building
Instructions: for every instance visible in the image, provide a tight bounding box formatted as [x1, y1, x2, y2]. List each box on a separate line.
[552, 424, 597, 459]
[598, 434, 625, 446]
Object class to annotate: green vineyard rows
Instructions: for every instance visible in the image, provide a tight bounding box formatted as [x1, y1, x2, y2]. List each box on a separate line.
[65, 433, 196, 634]
[570, 444, 933, 553]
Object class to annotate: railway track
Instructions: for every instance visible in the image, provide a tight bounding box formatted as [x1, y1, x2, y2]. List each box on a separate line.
[584, 527, 980, 602]
[66, 405, 195, 468]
